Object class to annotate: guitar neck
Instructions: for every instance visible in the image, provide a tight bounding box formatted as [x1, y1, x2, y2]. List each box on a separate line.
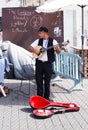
[45, 46, 53, 51]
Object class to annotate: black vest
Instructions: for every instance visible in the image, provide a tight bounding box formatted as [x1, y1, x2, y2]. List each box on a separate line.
[38, 37, 55, 63]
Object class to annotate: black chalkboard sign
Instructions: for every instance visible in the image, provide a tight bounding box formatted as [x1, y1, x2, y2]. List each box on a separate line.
[0, 17, 2, 32]
[2, 7, 63, 49]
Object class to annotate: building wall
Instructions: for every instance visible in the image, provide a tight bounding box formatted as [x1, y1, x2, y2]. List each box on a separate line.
[20, 0, 47, 7]
[2, 0, 47, 7]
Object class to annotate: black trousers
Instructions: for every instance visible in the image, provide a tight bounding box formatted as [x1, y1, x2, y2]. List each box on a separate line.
[35, 60, 52, 99]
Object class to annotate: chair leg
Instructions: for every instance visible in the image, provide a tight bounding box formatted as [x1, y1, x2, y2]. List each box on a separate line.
[28, 80, 30, 96]
[19, 79, 23, 91]
[15, 79, 30, 96]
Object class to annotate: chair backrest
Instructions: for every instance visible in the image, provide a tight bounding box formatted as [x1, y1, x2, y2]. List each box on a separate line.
[53, 52, 82, 83]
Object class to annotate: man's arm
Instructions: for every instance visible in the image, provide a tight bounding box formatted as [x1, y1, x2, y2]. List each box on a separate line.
[53, 40, 61, 54]
[28, 39, 40, 55]
[28, 45, 40, 55]
[28, 45, 39, 55]
[28, 46, 35, 53]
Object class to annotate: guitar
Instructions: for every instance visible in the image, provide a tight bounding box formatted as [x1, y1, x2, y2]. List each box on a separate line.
[33, 45, 53, 59]
[33, 40, 69, 59]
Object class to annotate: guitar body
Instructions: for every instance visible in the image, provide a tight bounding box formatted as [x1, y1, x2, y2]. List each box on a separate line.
[33, 46, 45, 59]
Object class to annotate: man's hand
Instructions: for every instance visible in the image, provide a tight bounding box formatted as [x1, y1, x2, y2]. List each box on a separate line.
[34, 48, 40, 55]
[54, 45, 61, 54]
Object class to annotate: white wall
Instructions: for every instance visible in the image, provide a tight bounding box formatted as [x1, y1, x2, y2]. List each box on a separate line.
[63, 10, 76, 52]
[64, 8, 88, 49]
[64, 10, 76, 45]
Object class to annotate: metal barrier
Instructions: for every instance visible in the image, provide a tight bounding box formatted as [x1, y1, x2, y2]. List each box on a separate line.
[52, 52, 83, 92]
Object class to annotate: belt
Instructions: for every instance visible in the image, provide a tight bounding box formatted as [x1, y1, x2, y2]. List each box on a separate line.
[36, 60, 49, 63]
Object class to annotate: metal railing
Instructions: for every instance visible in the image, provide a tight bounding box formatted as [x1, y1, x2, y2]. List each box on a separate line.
[52, 52, 83, 92]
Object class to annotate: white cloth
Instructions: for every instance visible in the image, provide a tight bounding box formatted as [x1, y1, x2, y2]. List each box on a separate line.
[1, 41, 35, 79]
[0, 41, 35, 79]
[31, 39, 58, 62]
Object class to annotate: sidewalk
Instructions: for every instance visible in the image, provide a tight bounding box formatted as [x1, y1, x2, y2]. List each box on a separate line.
[0, 78, 88, 130]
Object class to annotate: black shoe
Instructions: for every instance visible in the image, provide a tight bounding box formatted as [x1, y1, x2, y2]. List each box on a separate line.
[44, 96, 54, 102]
[0, 87, 9, 94]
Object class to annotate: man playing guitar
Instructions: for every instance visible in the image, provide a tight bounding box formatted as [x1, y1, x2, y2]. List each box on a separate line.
[28, 26, 60, 100]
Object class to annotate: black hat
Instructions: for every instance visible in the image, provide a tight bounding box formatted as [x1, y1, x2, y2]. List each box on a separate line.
[38, 26, 48, 33]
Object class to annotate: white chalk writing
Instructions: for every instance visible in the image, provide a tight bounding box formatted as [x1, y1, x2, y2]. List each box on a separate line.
[8, 9, 30, 32]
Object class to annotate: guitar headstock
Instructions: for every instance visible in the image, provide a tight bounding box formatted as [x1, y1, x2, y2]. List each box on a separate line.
[62, 40, 70, 46]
